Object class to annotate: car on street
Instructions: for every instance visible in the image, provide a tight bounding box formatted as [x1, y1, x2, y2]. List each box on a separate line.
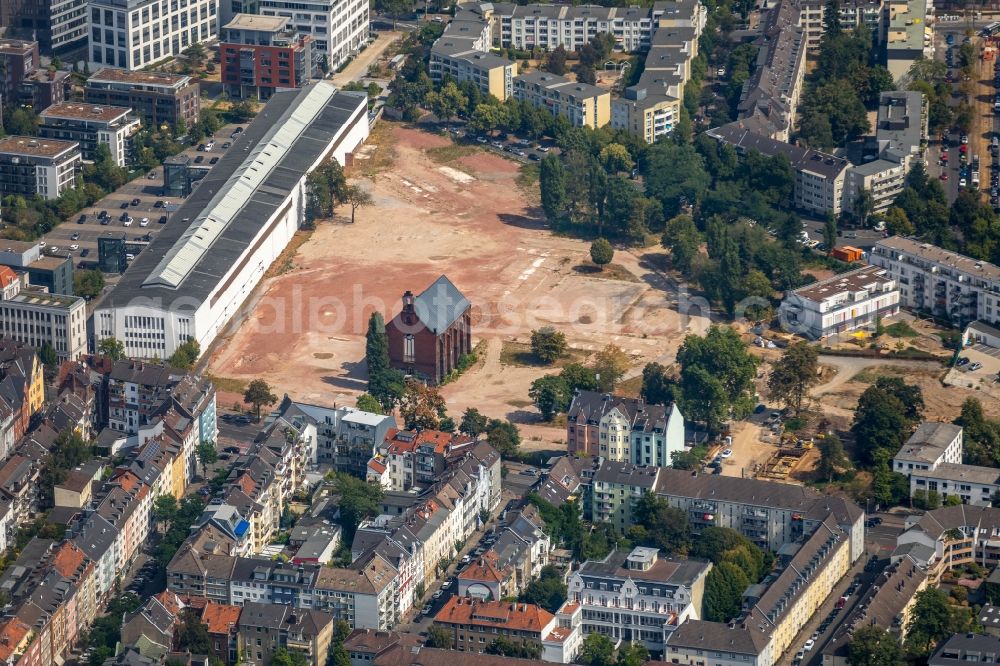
[222, 142, 231, 149]
[154, 200, 164, 208]
[432, 590, 443, 599]
[960, 177, 968, 188]
[48, 246, 58, 253]
[940, 172, 949, 181]
[210, 157, 219, 164]
[442, 581, 453, 589]
[475, 136, 488, 143]
[804, 640, 815, 651]
[962, 135, 970, 144]
[460, 555, 471, 565]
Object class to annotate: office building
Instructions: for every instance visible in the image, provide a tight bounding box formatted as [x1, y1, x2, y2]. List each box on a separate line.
[892, 422, 964, 475]
[891, 423, 1000, 506]
[564, 547, 710, 651]
[0, 136, 81, 201]
[258, 0, 368, 69]
[93, 84, 369, 359]
[779, 265, 900, 340]
[0, 0, 87, 56]
[220, 14, 314, 101]
[38, 102, 141, 167]
[85, 68, 200, 129]
[26, 255, 74, 296]
[869, 237, 1000, 327]
[0, 267, 87, 360]
[513, 71, 611, 129]
[86, 0, 219, 70]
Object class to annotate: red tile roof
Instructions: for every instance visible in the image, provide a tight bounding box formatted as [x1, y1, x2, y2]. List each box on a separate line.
[368, 459, 387, 474]
[457, 553, 506, 584]
[50, 541, 87, 578]
[201, 602, 242, 635]
[434, 597, 554, 633]
[154, 590, 187, 617]
[0, 618, 30, 660]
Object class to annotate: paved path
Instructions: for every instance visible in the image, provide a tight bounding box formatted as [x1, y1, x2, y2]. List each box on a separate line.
[331, 32, 401, 86]
[810, 355, 942, 397]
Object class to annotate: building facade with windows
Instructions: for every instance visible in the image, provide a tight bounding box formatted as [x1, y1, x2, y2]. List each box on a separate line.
[220, 14, 314, 100]
[513, 70, 610, 129]
[86, 0, 219, 70]
[38, 102, 140, 167]
[0, 136, 81, 201]
[0, 0, 88, 56]
[0, 267, 87, 361]
[258, 0, 368, 69]
[869, 236, 1000, 327]
[779, 265, 899, 340]
[84, 68, 200, 129]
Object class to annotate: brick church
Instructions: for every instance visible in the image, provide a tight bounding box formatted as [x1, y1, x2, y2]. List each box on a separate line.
[387, 275, 472, 384]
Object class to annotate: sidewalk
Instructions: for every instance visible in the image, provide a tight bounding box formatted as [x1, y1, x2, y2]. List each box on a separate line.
[331, 32, 402, 86]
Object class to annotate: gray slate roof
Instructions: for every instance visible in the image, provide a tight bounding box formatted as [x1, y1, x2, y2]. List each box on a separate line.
[413, 275, 469, 334]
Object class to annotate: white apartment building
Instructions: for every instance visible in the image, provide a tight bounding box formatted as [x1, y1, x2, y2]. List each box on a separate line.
[38, 102, 140, 167]
[564, 547, 710, 652]
[869, 236, 1000, 327]
[800, 0, 885, 51]
[892, 422, 963, 475]
[259, 0, 368, 67]
[0, 267, 86, 360]
[845, 159, 906, 214]
[0, 136, 81, 201]
[87, 0, 219, 71]
[889, 422, 1000, 505]
[779, 265, 900, 340]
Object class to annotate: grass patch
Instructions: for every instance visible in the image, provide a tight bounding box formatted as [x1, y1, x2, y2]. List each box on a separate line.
[885, 321, 919, 338]
[499, 341, 588, 368]
[507, 398, 533, 408]
[517, 163, 540, 190]
[426, 143, 479, 163]
[352, 120, 397, 178]
[573, 262, 639, 283]
[265, 230, 311, 278]
[616, 375, 642, 398]
[783, 417, 806, 432]
[206, 375, 248, 394]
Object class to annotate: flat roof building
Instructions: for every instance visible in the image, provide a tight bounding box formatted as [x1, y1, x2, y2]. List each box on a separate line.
[779, 265, 899, 340]
[93, 83, 369, 359]
[220, 14, 315, 101]
[0, 136, 81, 201]
[85, 68, 200, 130]
[38, 102, 140, 168]
[513, 70, 611, 129]
[0, 267, 87, 360]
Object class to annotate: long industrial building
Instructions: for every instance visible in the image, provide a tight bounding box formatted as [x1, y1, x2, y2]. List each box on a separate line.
[93, 83, 369, 359]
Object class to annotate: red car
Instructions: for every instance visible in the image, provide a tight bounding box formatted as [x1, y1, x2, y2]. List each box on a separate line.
[940, 172, 949, 181]
[960, 144, 968, 154]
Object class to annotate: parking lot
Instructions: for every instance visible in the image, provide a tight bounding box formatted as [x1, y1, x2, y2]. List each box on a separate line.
[35, 121, 251, 272]
[945, 344, 1000, 389]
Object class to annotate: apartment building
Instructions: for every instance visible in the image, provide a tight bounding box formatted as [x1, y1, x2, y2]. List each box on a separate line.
[513, 70, 610, 129]
[86, 0, 219, 70]
[237, 602, 333, 666]
[779, 265, 900, 340]
[706, 124, 851, 216]
[0, 136, 81, 201]
[566, 391, 685, 466]
[564, 547, 710, 651]
[19, 68, 71, 112]
[885, 0, 933, 83]
[0, 0, 88, 57]
[800, 0, 884, 51]
[845, 159, 907, 214]
[492, 3, 665, 52]
[433, 596, 581, 662]
[893, 422, 963, 475]
[591, 461, 660, 530]
[665, 515, 853, 666]
[874, 91, 927, 172]
[890, 422, 1000, 505]
[653, 467, 866, 559]
[0, 39, 39, 103]
[0, 267, 86, 361]
[869, 237, 1000, 327]
[85, 68, 200, 129]
[429, 41, 517, 100]
[894, 504, 1000, 575]
[38, 102, 140, 167]
[220, 14, 314, 101]
[258, 0, 368, 69]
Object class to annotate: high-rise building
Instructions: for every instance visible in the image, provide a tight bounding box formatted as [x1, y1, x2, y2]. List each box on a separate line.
[0, 0, 88, 56]
[258, 0, 368, 69]
[86, 0, 219, 71]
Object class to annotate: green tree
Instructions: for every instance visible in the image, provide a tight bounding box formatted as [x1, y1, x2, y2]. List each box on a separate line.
[531, 326, 568, 364]
[426, 625, 453, 648]
[590, 238, 614, 269]
[767, 342, 819, 414]
[540, 154, 567, 223]
[229, 99, 257, 123]
[578, 633, 615, 666]
[425, 81, 467, 123]
[823, 211, 838, 253]
[365, 313, 405, 409]
[600, 143, 635, 174]
[182, 43, 207, 66]
[73, 269, 105, 300]
[38, 343, 57, 366]
[905, 588, 962, 656]
[955, 397, 1000, 467]
[851, 377, 923, 466]
[677, 326, 759, 433]
[485, 418, 520, 457]
[529, 374, 570, 421]
[485, 637, 542, 659]
[176, 610, 211, 653]
[356, 393, 385, 414]
[335, 472, 384, 542]
[661, 214, 702, 273]
[196, 440, 218, 479]
[5, 107, 38, 136]
[460, 407, 489, 437]
[168, 339, 201, 370]
[633, 492, 691, 554]
[271, 648, 309, 666]
[519, 564, 567, 612]
[343, 184, 373, 224]
[704, 560, 750, 621]
[594, 343, 629, 392]
[544, 45, 569, 75]
[468, 102, 507, 136]
[399, 378, 446, 430]
[97, 337, 126, 361]
[243, 378, 278, 421]
[640, 362, 675, 405]
[847, 626, 903, 666]
[817, 434, 849, 482]
[152, 494, 178, 528]
[616, 642, 649, 666]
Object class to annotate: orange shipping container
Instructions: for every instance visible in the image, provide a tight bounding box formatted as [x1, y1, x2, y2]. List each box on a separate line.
[831, 246, 863, 262]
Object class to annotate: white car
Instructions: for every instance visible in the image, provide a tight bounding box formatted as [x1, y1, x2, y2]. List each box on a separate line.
[68, 244, 79, 251]
[123, 217, 133, 226]
[38, 241, 45, 248]
[960, 177, 968, 188]
[140, 218, 150, 227]
[804, 639, 816, 651]
[48, 246, 59, 254]
[721, 448, 733, 458]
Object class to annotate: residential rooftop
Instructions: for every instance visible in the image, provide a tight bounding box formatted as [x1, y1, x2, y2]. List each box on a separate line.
[0, 136, 79, 159]
[791, 265, 895, 303]
[915, 462, 1000, 485]
[894, 422, 963, 465]
[706, 123, 850, 179]
[223, 13, 290, 32]
[87, 67, 193, 89]
[875, 236, 1000, 281]
[0, 39, 35, 55]
[40, 102, 133, 123]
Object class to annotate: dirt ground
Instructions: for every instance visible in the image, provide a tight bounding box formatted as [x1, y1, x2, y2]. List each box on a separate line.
[208, 125, 709, 445]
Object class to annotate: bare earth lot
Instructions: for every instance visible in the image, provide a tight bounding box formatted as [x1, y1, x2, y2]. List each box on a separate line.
[208, 125, 708, 446]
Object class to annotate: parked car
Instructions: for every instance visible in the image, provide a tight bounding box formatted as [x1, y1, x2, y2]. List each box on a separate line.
[131, 198, 140, 206]
[721, 448, 733, 458]
[77, 214, 86, 223]
[71, 232, 80, 240]
[222, 142, 231, 149]
[957, 357, 971, 366]
[120, 201, 129, 209]
[140, 218, 150, 226]
[210, 157, 219, 164]
[154, 200, 164, 208]
[970, 362, 983, 371]
[158, 215, 168, 224]
[804, 640, 815, 651]
[194, 155, 204, 163]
